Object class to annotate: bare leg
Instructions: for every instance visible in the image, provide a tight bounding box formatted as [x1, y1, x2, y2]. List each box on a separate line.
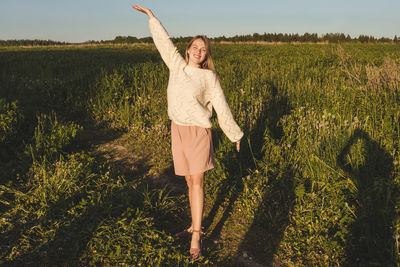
[185, 175, 194, 232]
[188, 172, 204, 249]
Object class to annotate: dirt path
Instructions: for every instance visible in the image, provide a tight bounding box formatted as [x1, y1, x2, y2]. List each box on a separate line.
[77, 126, 269, 266]
[78, 126, 186, 193]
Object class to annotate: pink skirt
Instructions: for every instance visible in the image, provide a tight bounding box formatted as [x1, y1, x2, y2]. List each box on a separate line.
[171, 121, 215, 176]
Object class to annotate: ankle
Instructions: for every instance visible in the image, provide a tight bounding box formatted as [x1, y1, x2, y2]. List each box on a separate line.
[191, 233, 201, 246]
[192, 229, 204, 235]
[191, 231, 201, 237]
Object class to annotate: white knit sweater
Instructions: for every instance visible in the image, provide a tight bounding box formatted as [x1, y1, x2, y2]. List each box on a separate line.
[148, 16, 244, 142]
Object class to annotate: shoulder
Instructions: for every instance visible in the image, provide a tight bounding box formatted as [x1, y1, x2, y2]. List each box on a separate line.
[202, 69, 218, 82]
[205, 70, 221, 89]
[203, 68, 216, 76]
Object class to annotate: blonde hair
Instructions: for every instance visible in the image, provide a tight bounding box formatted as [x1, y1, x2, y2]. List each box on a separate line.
[185, 35, 215, 71]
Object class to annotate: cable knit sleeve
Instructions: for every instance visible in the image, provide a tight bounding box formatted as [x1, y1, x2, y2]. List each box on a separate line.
[148, 16, 186, 70]
[209, 74, 244, 142]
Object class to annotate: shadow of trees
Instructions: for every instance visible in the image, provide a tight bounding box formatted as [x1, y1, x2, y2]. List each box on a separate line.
[337, 128, 398, 265]
[0, 49, 184, 265]
[0, 48, 163, 187]
[8, 181, 144, 265]
[5, 140, 189, 265]
[3, 129, 151, 265]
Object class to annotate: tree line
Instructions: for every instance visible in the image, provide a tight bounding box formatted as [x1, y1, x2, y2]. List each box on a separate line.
[0, 39, 68, 47]
[1, 33, 399, 47]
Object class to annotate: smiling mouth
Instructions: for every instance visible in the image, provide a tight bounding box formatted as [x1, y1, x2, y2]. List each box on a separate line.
[193, 55, 201, 60]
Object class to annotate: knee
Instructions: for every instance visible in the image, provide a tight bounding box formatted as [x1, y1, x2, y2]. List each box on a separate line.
[191, 175, 204, 188]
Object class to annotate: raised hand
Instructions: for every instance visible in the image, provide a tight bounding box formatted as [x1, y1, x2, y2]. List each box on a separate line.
[131, 5, 155, 18]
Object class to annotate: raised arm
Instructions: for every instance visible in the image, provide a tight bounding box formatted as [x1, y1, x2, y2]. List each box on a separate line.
[132, 5, 186, 70]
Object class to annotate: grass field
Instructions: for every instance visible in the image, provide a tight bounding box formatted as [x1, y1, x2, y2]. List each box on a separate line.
[1, 43, 400, 266]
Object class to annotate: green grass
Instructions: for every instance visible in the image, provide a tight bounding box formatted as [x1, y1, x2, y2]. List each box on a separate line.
[0, 43, 400, 266]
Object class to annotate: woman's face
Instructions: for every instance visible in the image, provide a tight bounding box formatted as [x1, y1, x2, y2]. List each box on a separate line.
[188, 38, 207, 67]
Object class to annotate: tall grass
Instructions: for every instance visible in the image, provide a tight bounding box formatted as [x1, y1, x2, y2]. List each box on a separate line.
[0, 43, 399, 265]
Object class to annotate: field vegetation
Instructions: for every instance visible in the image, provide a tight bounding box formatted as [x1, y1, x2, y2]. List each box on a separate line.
[0, 43, 400, 265]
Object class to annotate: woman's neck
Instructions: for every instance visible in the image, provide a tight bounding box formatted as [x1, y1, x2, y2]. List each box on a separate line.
[187, 61, 201, 68]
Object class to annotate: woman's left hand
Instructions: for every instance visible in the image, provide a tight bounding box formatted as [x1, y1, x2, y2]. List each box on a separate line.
[131, 5, 155, 18]
[236, 140, 240, 152]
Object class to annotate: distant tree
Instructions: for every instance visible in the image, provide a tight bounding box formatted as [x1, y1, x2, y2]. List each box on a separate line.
[252, 33, 260, 41]
[126, 36, 139, 43]
[139, 37, 153, 43]
[358, 35, 368, 43]
[378, 37, 391, 42]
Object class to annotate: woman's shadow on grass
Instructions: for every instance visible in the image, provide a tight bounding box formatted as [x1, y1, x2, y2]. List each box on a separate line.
[203, 88, 295, 265]
[337, 128, 398, 265]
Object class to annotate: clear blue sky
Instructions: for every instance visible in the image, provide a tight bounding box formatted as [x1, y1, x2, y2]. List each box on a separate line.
[0, 0, 399, 42]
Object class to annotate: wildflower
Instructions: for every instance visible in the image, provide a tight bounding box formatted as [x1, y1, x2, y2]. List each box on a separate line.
[394, 160, 399, 166]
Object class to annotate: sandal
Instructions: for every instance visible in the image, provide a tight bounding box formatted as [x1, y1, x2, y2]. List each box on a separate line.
[175, 227, 205, 239]
[189, 229, 203, 262]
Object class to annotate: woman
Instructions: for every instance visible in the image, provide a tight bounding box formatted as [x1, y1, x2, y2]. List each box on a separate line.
[132, 5, 243, 261]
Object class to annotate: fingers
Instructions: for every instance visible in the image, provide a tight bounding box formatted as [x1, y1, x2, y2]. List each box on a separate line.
[132, 5, 142, 9]
[131, 5, 154, 17]
[132, 5, 146, 13]
[236, 141, 240, 152]
[132, 5, 144, 12]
